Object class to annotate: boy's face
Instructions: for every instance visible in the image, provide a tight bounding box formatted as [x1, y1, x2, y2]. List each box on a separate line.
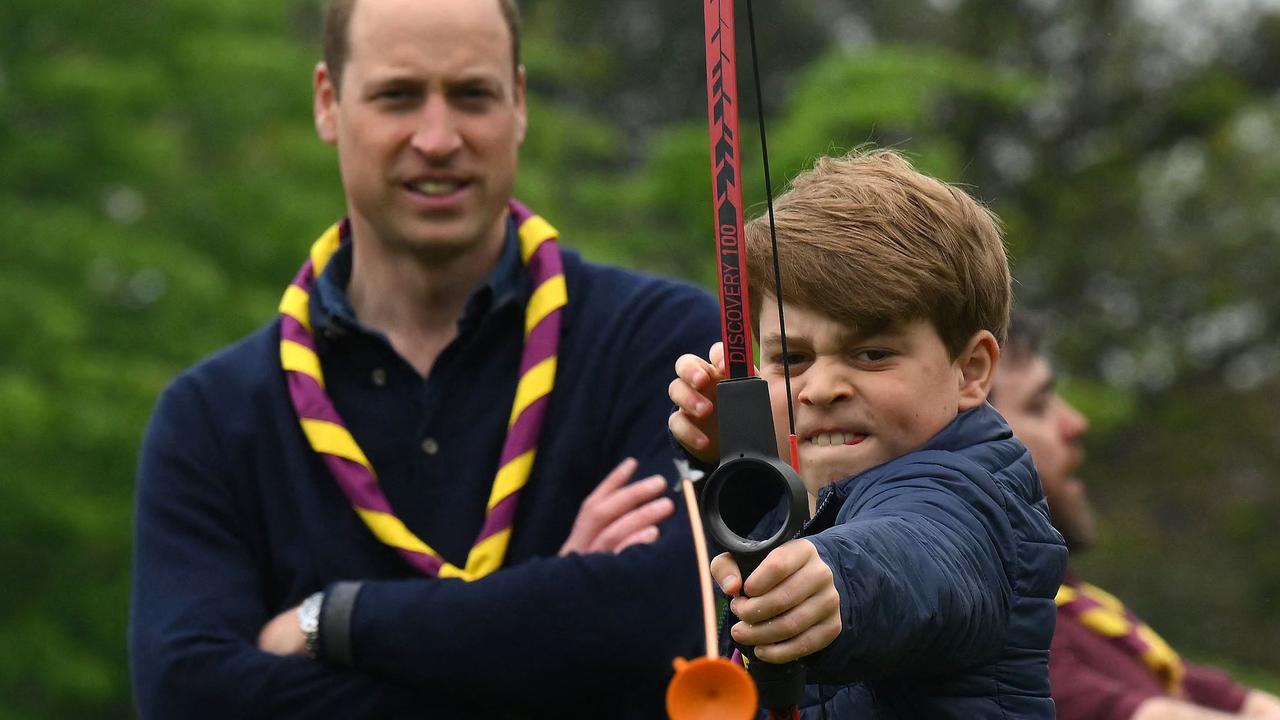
[757, 299, 987, 494]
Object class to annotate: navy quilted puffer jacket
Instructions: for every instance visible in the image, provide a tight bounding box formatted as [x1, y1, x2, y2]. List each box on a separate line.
[726, 403, 1067, 719]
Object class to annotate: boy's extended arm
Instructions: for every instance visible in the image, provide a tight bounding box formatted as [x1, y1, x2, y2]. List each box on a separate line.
[801, 462, 1014, 682]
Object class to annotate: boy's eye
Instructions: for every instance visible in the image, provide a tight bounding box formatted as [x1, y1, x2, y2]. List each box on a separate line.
[765, 351, 809, 369]
[854, 349, 893, 361]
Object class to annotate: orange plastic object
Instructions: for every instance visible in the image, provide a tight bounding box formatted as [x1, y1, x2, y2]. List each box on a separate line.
[666, 656, 757, 720]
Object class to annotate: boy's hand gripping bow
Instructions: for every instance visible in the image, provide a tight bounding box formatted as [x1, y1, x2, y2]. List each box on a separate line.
[667, 2, 811, 719]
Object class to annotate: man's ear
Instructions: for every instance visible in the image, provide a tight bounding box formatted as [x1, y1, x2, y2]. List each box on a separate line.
[314, 62, 339, 145]
[956, 330, 1000, 411]
[513, 65, 528, 146]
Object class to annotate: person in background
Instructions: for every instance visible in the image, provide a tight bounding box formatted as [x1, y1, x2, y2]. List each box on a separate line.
[991, 314, 1280, 720]
[129, 0, 720, 717]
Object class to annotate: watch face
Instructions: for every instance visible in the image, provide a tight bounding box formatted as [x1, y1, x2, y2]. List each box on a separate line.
[298, 592, 323, 634]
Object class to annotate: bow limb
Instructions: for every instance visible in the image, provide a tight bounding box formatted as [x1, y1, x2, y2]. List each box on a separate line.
[700, 3, 809, 719]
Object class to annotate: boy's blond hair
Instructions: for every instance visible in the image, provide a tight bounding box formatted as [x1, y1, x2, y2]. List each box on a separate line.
[745, 149, 1010, 357]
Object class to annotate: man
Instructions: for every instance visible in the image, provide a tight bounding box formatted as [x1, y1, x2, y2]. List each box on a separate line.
[128, 0, 719, 717]
[991, 316, 1280, 720]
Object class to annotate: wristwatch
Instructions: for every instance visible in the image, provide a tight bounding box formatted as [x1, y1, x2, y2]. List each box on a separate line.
[297, 591, 324, 659]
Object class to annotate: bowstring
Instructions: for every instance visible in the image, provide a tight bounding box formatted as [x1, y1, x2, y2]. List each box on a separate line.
[744, 0, 797, 444]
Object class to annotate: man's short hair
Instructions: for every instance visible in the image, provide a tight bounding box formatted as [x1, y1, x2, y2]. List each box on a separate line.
[1003, 311, 1043, 367]
[988, 311, 1043, 404]
[745, 148, 1011, 358]
[322, 0, 523, 96]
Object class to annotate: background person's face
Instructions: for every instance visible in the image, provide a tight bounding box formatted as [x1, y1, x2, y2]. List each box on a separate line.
[992, 354, 1095, 551]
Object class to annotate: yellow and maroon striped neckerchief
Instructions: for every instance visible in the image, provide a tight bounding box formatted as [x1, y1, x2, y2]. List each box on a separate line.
[1056, 579, 1185, 693]
[277, 201, 566, 581]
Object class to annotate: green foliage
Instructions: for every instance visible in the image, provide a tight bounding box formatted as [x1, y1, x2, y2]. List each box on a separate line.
[0, 1, 340, 716]
[1058, 377, 1138, 436]
[776, 45, 1039, 167]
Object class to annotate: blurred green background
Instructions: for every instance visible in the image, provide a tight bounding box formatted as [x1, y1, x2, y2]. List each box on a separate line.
[2, 0, 1278, 716]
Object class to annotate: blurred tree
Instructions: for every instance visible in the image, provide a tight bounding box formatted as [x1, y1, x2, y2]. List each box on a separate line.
[0, 2, 342, 717]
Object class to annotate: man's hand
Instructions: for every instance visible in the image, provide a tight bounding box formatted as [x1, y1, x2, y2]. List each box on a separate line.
[258, 605, 306, 657]
[667, 342, 726, 464]
[559, 458, 674, 556]
[1131, 688, 1280, 719]
[1132, 697, 1240, 719]
[1243, 690, 1280, 719]
[711, 539, 842, 664]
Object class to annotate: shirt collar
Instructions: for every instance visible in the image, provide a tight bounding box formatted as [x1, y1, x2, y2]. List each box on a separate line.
[310, 216, 524, 339]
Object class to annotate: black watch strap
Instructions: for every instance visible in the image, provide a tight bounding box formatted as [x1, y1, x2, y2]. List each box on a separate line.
[318, 580, 363, 668]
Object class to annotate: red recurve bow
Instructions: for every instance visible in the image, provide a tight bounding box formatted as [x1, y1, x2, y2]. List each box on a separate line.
[668, 2, 811, 719]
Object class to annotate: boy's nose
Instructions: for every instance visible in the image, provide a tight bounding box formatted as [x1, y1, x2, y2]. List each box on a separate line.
[797, 365, 852, 406]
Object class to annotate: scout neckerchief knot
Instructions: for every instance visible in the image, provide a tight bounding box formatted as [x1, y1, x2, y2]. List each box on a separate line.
[277, 200, 566, 581]
[1056, 579, 1185, 693]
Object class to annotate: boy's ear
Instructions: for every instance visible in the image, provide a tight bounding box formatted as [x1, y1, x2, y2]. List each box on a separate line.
[956, 330, 1000, 411]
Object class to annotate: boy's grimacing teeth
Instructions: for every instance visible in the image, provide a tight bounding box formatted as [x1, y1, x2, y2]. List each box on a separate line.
[806, 431, 866, 447]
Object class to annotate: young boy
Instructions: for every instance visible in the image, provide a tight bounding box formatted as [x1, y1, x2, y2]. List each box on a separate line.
[669, 149, 1067, 717]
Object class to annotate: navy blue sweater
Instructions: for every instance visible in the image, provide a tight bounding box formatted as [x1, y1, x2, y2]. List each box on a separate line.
[732, 404, 1067, 718]
[130, 230, 721, 719]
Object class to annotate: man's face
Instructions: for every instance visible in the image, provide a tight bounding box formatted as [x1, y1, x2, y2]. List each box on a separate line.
[991, 353, 1095, 551]
[758, 301, 978, 495]
[314, 0, 526, 261]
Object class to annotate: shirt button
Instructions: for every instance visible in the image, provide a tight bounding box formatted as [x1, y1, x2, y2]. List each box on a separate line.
[420, 437, 439, 456]
[371, 368, 387, 387]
